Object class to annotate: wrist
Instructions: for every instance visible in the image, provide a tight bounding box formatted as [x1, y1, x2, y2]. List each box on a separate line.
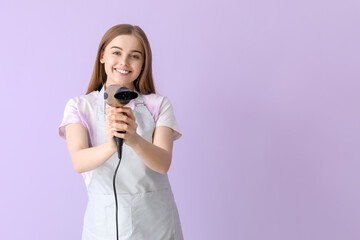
[107, 139, 117, 154]
[127, 133, 142, 148]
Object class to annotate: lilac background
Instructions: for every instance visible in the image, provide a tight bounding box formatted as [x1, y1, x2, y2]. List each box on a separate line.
[1, 0, 359, 239]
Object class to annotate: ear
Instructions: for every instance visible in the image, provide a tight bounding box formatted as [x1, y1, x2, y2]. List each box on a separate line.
[100, 51, 105, 64]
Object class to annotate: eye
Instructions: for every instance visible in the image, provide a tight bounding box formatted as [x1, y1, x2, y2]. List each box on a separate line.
[132, 55, 140, 59]
[113, 51, 120, 55]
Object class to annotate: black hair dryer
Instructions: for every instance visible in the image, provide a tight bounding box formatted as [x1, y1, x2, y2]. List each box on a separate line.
[104, 85, 138, 240]
[104, 85, 138, 158]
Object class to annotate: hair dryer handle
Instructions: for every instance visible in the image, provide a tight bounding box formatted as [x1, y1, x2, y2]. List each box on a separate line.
[115, 131, 125, 159]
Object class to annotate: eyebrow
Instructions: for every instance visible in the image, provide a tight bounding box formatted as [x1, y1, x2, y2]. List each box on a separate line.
[110, 46, 143, 55]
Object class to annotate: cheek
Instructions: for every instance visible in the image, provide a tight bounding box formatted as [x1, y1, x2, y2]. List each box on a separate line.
[103, 64, 112, 75]
[133, 65, 143, 76]
[104, 59, 116, 72]
[134, 61, 144, 71]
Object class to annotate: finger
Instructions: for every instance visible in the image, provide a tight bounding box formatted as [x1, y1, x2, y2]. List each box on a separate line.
[106, 107, 116, 115]
[116, 116, 137, 132]
[126, 109, 136, 121]
[110, 114, 128, 122]
[113, 122, 129, 132]
[108, 109, 129, 121]
[105, 107, 116, 113]
[115, 107, 130, 113]
[113, 130, 126, 139]
[127, 118, 138, 131]
[115, 107, 136, 121]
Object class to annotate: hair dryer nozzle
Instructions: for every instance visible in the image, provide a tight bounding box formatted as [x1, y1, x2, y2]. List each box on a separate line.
[104, 85, 138, 107]
[114, 87, 138, 105]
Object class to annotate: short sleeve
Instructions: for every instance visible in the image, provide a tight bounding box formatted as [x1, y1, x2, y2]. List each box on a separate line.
[58, 98, 84, 140]
[156, 97, 182, 140]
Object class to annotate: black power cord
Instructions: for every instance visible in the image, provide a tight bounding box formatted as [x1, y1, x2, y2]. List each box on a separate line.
[113, 133, 124, 240]
[104, 86, 138, 240]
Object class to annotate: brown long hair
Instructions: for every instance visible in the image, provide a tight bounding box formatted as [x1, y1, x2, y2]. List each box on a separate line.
[86, 24, 156, 94]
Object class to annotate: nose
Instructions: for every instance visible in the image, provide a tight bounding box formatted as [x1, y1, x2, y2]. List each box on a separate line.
[119, 55, 129, 66]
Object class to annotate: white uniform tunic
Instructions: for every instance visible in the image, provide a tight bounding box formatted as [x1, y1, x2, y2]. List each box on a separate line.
[59, 85, 184, 240]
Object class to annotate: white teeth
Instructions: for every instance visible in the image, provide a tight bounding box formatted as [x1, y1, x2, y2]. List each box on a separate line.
[116, 69, 130, 74]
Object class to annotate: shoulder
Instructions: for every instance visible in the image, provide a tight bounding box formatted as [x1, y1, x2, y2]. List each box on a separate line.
[142, 93, 165, 106]
[142, 93, 181, 140]
[60, 90, 99, 140]
[142, 93, 172, 122]
[65, 90, 99, 112]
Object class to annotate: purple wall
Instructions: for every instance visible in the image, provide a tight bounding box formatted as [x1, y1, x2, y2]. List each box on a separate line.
[1, 0, 359, 239]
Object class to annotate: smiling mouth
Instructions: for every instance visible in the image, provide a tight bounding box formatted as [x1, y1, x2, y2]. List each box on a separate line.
[115, 68, 131, 74]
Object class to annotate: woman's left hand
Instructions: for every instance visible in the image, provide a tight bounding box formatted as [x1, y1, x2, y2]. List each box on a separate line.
[106, 107, 139, 147]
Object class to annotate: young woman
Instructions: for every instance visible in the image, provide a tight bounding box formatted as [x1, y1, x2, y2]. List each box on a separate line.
[59, 24, 183, 240]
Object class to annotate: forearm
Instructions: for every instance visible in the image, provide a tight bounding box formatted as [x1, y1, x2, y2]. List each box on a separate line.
[70, 141, 117, 173]
[130, 134, 172, 174]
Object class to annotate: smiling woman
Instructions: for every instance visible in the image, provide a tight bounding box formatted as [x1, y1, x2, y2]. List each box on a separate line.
[100, 35, 144, 91]
[58, 24, 184, 240]
[87, 24, 155, 95]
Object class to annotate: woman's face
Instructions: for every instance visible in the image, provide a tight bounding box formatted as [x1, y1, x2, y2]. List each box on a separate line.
[100, 34, 144, 90]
